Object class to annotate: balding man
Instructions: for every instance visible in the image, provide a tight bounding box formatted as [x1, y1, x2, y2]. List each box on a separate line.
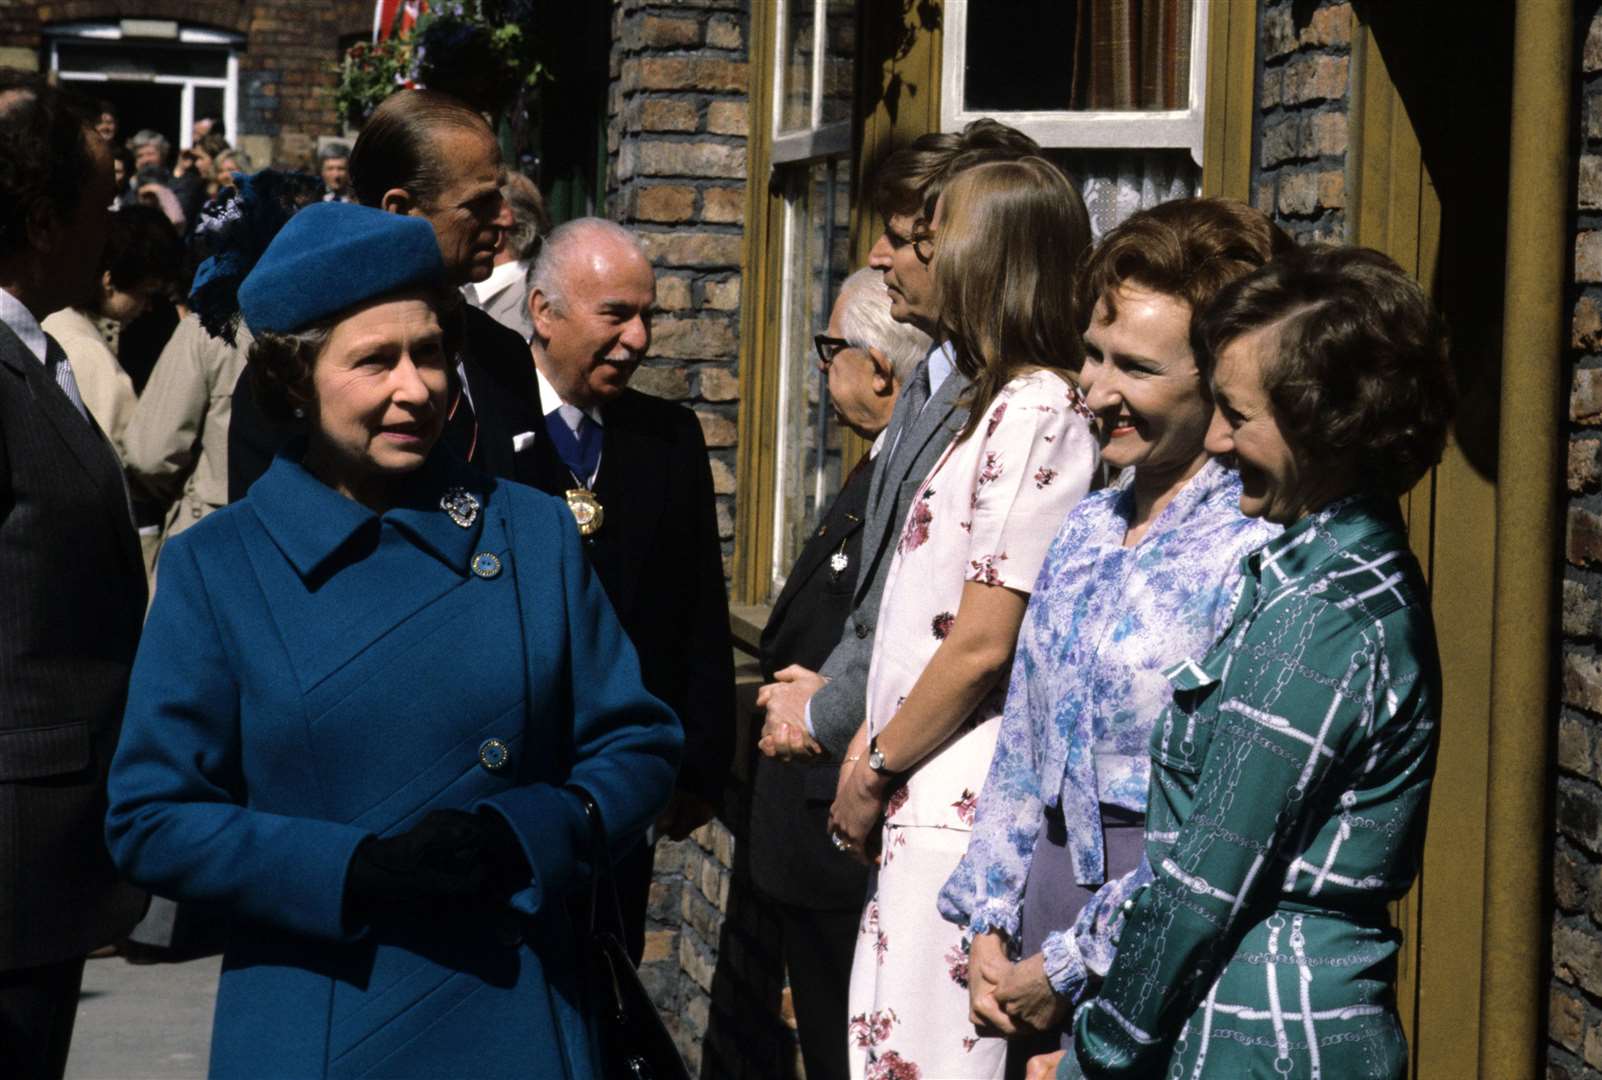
[518, 217, 734, 963]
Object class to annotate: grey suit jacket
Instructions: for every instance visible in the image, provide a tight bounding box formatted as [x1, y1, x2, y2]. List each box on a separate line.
[810, 357, 972, 755]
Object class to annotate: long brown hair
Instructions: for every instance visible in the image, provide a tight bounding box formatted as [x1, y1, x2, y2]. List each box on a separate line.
[932, 157, 1092, 442]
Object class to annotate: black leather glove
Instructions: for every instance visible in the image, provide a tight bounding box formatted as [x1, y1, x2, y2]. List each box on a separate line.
[476, 808, 532, 896]
[344, 809, 497, 927]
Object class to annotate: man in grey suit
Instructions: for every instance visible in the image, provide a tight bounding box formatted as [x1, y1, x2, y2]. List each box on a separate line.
[757, 119, 1042, 770]
[0, 72, 148, 1078]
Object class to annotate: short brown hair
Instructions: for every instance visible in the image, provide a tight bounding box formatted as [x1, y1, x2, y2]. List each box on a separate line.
[1078, 197, 1295, 331]
[349, 89, 495, 211]
[871, 117, 1041, 226]
[1193, 245, 1455, 496]
[248, 283, 466, 422]
[933, 157, 1092, 443]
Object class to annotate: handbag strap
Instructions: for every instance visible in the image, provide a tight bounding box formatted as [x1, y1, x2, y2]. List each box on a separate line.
[569, 785, 628, 939]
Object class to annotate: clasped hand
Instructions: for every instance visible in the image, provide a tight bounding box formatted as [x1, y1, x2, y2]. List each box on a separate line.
[344, 808, 530, 928]
[825, 757, 890, 866]
[968, 932, 1069, 1038]
[756, 664, 827, 760]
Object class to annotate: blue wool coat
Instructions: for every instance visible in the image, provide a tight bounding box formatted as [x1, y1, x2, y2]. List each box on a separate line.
[106, 448, 682, 1080]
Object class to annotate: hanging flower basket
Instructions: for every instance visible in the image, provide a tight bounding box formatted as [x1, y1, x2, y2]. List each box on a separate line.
[334, 1, 545, 128]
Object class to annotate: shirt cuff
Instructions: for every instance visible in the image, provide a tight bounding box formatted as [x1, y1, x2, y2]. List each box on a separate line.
[1041, 929, 1089, 1001]
[803, 700, 816, 739]
[967, 898, 1024, 949]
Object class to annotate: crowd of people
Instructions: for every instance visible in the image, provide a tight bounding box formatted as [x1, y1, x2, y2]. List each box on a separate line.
[0, 66, 1452, 1080]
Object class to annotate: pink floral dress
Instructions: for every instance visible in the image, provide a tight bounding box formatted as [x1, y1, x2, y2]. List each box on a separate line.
[848, 369, 1097, 1080]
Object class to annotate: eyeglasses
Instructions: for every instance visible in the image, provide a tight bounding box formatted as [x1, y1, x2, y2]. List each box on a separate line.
[814, 334, 854, 369]
[882, 223, 936, 265]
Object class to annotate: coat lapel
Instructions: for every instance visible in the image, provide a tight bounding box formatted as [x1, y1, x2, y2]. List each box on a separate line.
[0, 323, 122, 505]
[0, 323, 140, 575]
[769, 459, 872, 630]
[855, 369, 970, 605]
[590, 397, 668, 609]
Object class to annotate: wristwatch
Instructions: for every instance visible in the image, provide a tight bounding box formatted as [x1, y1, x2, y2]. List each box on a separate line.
[867, 734, 898, 777]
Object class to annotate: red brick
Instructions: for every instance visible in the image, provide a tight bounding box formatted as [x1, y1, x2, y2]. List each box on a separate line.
[697, 409, 737, 448]
[639, 98, 700, 133]
[651, 317, 738, 360]
[640, 230, 742, 269]
[1576, 296, 1602, 353]
[1578, 232, 1602, 283]
[703, 278, 740, 310]
[698, 366, 738, 401]
[1574, 368, 1602, 423]
[1302, 5, 1353, 48]
[640, 14, 701, 48]
[636, 184, 698, 223]
[655, 275, 693, 311]
[1571, 506, 1602, 566]
[1282, 55, 1349, 105]
[635, 58, 748, 94]
[700, 186, 745, 224]
[706, 100, 748, 136]
[639, 140, 745, 179]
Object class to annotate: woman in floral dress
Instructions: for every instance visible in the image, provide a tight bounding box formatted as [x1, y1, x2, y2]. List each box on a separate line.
[1049, 246, 1455, 1078]
[937, 199, 1290, 1078]
[827, 158, 1097, 1080]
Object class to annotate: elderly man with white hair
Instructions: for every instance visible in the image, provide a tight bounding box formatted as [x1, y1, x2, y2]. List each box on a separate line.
[516, 215, 735, 964]
[747, 267, 931, 1080]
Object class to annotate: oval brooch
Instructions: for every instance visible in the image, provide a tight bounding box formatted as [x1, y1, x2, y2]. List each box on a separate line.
[440, 487, 480, 529]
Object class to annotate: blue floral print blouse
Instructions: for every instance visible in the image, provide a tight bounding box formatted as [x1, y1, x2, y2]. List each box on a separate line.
[938, 459, 1279, 977]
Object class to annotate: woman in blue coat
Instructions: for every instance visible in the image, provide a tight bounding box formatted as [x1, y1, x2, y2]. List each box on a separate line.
[106, 201, 682, 1079]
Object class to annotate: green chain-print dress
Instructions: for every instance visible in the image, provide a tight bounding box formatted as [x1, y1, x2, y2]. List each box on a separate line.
[1062, 495, 1441, 1079]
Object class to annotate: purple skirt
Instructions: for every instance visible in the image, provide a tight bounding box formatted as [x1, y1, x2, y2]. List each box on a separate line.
[1005, 804, 1145, 1076]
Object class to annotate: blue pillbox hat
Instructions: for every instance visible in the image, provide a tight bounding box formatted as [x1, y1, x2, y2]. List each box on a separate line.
[237, 202, 447, 335]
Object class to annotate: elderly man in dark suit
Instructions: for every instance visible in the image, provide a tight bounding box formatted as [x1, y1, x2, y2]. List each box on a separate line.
[0, 72, 148, 1079]
[518, 216, 734, 962]
[758, 119, 1042, 764]
[748, 267, 930, 1080]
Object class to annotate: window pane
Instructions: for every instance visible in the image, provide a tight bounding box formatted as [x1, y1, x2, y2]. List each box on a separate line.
[778, 0, 815, 133]
[963, 0, 1191, 112]
[821, 0, 856, 126]
[57, 42, 228, 81]
[193, 86, 224, 130]
[1051, 149, 1199, 241]
[773, 157, 851, 593]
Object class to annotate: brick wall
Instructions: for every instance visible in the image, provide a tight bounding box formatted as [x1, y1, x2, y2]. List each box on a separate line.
[1251, 0, 1352, 240]
[0, 0, 365, 167]
[607, 2, 800, 1077]
[608, 0, 748, 572]
[1551, 9, 1602, 1077]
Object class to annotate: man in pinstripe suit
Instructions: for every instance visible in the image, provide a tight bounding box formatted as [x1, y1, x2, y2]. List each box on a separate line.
[0, 71, 148, 1079]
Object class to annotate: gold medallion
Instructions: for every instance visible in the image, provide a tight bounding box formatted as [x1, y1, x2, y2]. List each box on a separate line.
[565, 488, 604, 537]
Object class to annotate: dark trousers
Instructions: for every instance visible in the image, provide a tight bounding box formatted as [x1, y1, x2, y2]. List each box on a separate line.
[618, 838, 654, 965]
[779, 903, 859, 1080]
[0, 956, 87, 1080]
[1005, 806, 1147, 1080]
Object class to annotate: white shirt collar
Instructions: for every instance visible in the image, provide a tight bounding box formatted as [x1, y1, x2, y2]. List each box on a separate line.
[468, 259, 527, 306]
[534, 363, 605, 427]
[868, 428, 888, 459]
[0, 288, 47, 365]
[927, 340, 956, 398]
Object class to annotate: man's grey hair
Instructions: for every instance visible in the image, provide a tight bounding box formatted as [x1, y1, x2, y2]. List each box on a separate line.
[836, 268, 931, 386]
[317, 141, 351, 164]
[502, 171, 550, 263]
[528, 217, 650, 315]
[127, 129, 170, 160]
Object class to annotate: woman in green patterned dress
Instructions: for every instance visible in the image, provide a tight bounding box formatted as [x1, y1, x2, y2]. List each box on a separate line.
[1047, 246, 1455, 1079]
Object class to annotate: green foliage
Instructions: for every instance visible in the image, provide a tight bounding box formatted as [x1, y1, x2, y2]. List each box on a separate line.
[333, 0, 547, 129]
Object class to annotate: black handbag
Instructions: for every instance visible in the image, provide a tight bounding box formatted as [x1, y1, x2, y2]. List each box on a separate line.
[573, 788, 692, 1080]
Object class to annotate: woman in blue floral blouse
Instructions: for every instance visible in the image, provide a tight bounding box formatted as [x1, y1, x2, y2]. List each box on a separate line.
[1048, 246, 1455, 1079]
[938, 199, 1292, 1075]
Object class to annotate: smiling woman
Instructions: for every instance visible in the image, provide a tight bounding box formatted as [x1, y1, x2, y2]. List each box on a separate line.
[105, 200, 681, 1080]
